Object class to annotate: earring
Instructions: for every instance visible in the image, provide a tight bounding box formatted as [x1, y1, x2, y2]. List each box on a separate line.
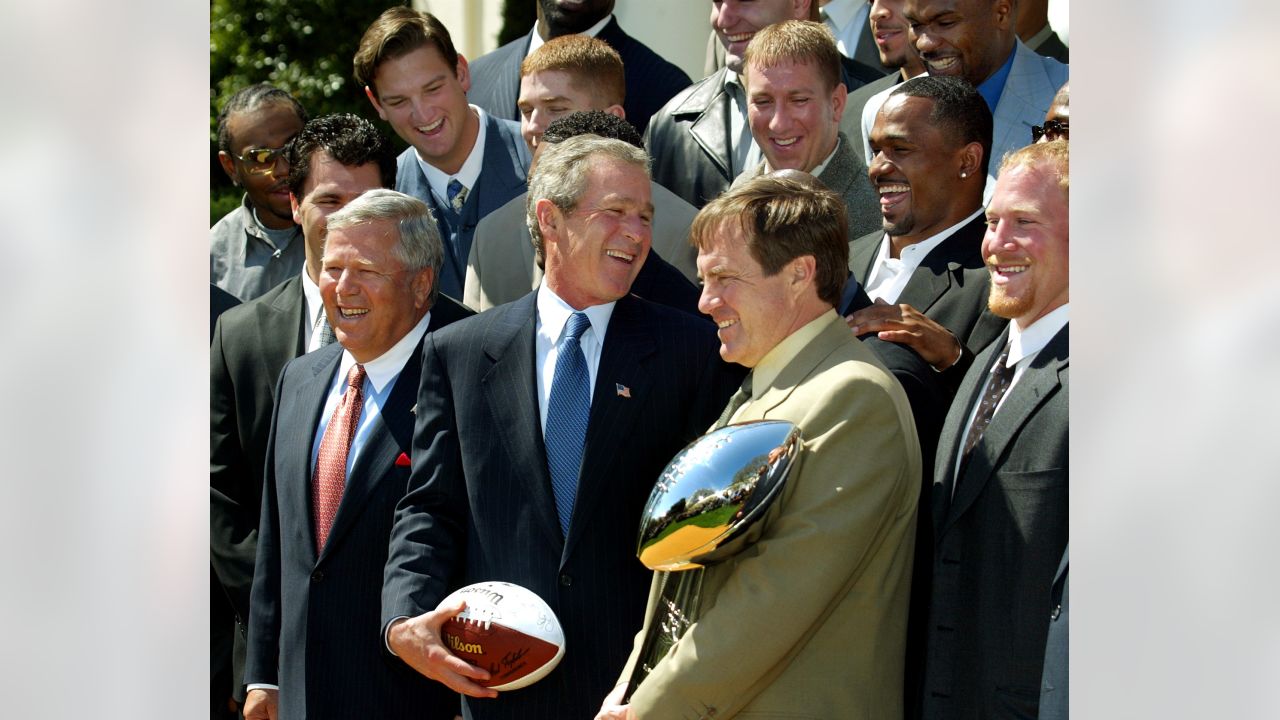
[960, 171, 968, 178]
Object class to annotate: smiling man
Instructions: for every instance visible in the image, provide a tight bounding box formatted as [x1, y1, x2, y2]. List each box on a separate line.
[243, 189, 472, 720]
[211, 83, 308, 302]
[646, 0, 879, 209]
[902, 0, 1067, 198]
[381, 135, 738, 720]
[736, 20, 880, 240]
[354, 7, 531, 301]
[921, 139, 1068, 720]
[598, 171, 920, 720]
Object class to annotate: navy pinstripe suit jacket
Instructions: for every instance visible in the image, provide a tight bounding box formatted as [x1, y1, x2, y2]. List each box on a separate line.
[382, 290, 740, 720]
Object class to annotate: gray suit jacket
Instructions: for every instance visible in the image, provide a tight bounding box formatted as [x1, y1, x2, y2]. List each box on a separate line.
[394, 113, 531, 300]
[986, 40, 1068, 199]
[922, 323, 1069, 720]
[463, 181, 699, 311]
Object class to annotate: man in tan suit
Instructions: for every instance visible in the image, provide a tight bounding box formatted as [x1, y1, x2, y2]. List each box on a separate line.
[597, 171, 921, 720]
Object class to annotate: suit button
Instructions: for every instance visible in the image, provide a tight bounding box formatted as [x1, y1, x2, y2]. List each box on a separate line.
[559, 573, 572, 587]
[311, 570, 324, 582]
[1051, 604, 1061, 621]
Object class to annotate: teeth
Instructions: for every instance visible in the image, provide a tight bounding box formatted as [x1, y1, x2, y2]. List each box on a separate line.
[606, 250, 634, 262]
[774, 137, 798, 147]
[716, 318, 737, 329]
[341, 308, 369, 317]
[726, 33, 752, 42]
[878, 184, 909, 194]
[929, 57, 957, 70]
[417, 118, 444, 133]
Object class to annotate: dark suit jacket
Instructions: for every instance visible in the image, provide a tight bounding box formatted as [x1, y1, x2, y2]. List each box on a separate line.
[1039, 546, 1069, 720]
[1029, 27, 1070, 64]
[395, 114, 531, 300]
[382, 291, 741, 720]
[466, 17, 692, 137]
[211, 283, 241, 342]
[846, 71, 903, 166]
[245, 299, 473, 720]
[922, 323, 1069, 720]
[211, 274, 308, 698]
[647, 64, 878, 209]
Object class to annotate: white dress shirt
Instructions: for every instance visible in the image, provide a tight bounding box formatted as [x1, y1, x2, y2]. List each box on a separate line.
[525, 14, 613, 57]
[953, 304, 1069, 485]
[302, 269, 324, 352]
[535, 282, 615, 434]
[864, 208, 984, 303]
[821, 0, 871, 60]
[416, 105, 489, 209]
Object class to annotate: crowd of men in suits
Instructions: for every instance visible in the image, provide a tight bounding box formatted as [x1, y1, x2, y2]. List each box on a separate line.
[210, 1, 1069, 718]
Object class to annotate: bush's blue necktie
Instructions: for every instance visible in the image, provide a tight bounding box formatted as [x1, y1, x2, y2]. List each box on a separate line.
[545, 312, 592, 537]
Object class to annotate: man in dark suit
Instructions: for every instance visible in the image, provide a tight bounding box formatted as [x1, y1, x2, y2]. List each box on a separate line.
[355, 7, 531, 301]
[647, 0, 882, 209]
[210, 113, 396, 715]
[921, 140, 1068, 719]
[733, 20, 881, 240]
[244, 190, 473, 720]
[847, 0, 927, 165]
[466, 0, 691, 137]
[466, 110, 700, 317]
[381, 135, 739, 720]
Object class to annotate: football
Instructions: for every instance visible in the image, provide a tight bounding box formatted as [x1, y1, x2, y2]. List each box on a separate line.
[438, 581, 566, 691]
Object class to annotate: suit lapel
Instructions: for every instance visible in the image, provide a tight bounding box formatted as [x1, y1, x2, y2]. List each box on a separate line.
[990, 41, 1060, 185]
[897, 214, 985, 314]
[941, 325, 1069, 536]
[743, 315, 849, 420]
[848, 231, 880, 285]
[931, 332, 1004, 533]
[682, 69, 732, 179]
[281, 345, 343, 565]
[561, 296, 657, 565]
[481, 294, 564, 550]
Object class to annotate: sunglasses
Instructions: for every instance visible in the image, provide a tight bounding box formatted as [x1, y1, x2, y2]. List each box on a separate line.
[1031, 120, 1068, 143]
[231, 146, 288, 175]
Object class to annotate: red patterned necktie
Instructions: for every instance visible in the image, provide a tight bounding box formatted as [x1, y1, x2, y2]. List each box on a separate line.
[312, 363, 366, 550]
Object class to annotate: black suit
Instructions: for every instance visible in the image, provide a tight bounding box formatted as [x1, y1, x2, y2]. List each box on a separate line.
[210, 275, 307, 704]
[466, 17, 692, 137]
[647, 63, 879, 209]
[382, 291, 740, 720]
[245, 299, 473, 720]
[922, 323, 1069, 720]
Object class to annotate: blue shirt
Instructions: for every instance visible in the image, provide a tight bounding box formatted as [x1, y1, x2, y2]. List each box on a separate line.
[977, 49, 1017, 112]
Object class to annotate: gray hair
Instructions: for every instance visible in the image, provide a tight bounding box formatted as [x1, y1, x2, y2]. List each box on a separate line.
[326, 188, 444, 304]
[525, 134, 651, 259]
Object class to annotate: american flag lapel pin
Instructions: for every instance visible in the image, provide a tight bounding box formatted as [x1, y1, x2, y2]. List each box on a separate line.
[615, 383, 631, 398]
[410, 403, 418, 415]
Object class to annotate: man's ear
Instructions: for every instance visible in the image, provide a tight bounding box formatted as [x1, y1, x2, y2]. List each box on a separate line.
[290, 192, 302, 225]
[412, 266, 436, 310]
[365, 85, 388, 121]
[792, 255, 816, 287]
[992, 0, 1014, 29]
[830, 82, 849, 125]
[456, 54, 471, 93]
[604, 104, 625, 120]
[534, 198, 561, 237]
[218, 151, 240, 186]
[959, 141, 984, 180]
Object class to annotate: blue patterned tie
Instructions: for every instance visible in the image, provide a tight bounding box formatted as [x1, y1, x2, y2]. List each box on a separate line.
[545, 312, 592, 537]
[446, 178, 469, 213]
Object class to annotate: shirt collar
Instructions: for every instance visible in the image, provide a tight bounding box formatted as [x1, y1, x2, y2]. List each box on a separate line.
[1006, 303, 1069, 367]
[820, 0, 864, 29]
[535, 280, 616, 348]
[764, 137, 842, 177]
[749, 310, 836, 395]
[301, 266, 323, 328]
[526, 14, 613, 57]
[416, 105, 488, 206]
[335, 308, 433, 393]
[976, 45, 1017, 112]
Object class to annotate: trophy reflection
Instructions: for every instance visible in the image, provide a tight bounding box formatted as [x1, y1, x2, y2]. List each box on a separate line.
[624, 420, 801, 701]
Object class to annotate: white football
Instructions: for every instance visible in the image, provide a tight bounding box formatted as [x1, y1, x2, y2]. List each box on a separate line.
[438, 581, 566, 691]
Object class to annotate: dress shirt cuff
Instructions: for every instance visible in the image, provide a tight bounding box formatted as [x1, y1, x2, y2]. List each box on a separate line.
[385, 616, 410, 656]
[246, 683, 278, 692]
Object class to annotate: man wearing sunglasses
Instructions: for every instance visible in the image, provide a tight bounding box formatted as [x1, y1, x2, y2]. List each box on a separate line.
[212, 83, 309, 302]
[1033, 81, 1068, 144]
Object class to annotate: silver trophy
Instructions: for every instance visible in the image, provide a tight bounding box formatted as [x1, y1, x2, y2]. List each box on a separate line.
[624, 420, 801, 700]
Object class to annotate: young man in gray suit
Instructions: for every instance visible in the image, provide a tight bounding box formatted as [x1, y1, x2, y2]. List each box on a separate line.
[355, 7, 531, 300]
[921, 140, 1068, 719]
[381, 136, 739, 720]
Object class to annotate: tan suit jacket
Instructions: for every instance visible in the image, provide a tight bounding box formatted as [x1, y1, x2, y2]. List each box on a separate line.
[620, 311, 922, 719]
[463, 182, 699, 311]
